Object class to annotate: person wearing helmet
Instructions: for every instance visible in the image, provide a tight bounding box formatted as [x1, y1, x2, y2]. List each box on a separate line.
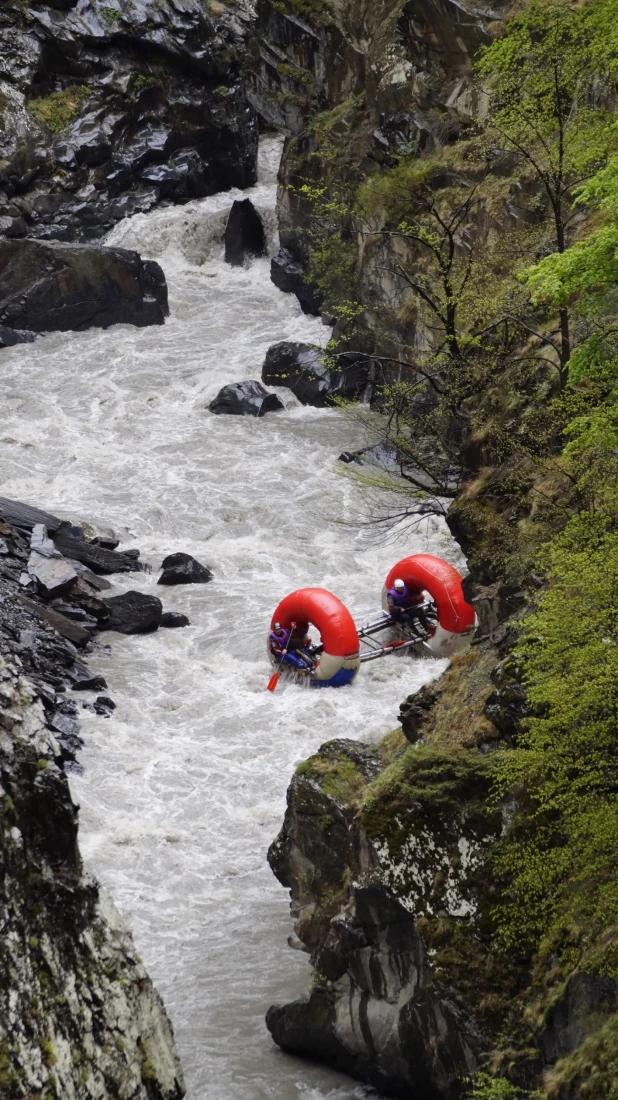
[269, 621, 315, 672]
[386, 578, 431, 635]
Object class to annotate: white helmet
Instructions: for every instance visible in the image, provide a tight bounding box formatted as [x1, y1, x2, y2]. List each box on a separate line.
[273, 622, 283, 631]
[393, 578, 405, 591]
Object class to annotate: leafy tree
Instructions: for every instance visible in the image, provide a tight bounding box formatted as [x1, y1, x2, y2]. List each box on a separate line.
[476, 0, 618, 384]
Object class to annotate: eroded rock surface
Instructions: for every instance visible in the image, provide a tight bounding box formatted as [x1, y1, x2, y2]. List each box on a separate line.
[0, 238, 168, 332]
[266, 734, 499, 1098]
[209, 378, 284, 416]
[262, 341, 369, 407]
[0, 508, 185, 1098]
[0, 0, 257, 242]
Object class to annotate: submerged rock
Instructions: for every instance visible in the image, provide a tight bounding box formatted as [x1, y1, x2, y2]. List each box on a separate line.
[262, 342, 370, 407]
[160, 611, 191, 628]
[0, 324, 36, 347]
[158, 552, 212, 586]
[0, 239, 168, 333]
[102, 591, 163, 634]
[208, 379, 284, 417]
[224, 198, 266, 266]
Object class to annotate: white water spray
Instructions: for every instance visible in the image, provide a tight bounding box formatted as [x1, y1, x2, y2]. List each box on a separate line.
[0, 138, 457, 1099]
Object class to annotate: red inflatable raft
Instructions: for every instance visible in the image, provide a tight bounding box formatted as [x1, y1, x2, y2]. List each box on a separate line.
[269, 587, 360, 687]
[382, 554, 475, 657]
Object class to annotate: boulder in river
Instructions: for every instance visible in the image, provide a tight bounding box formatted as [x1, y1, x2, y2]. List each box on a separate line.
[270, 248, 322, 316]
[0, 239, 168, 333]
[208, 380, 284, 417]
[224, 199, 266, 266]
[262, 342, 370, 408]
[160, 611, 191, 628]
[0, 325, 36, 348]
[338, 443, 399, 469]
[102, 591, 162, 634]
[158, 553, 212, 586]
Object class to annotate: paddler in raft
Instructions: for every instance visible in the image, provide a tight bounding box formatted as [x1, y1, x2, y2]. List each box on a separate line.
[387, 578, 432, 636]
[269, 622, 317, 674]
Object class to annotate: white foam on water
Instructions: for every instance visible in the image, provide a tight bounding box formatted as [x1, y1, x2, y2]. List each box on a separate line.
[0, 137, 457, 1099]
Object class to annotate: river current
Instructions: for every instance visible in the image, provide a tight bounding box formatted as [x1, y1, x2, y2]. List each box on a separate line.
[0, 138, 456, 1099]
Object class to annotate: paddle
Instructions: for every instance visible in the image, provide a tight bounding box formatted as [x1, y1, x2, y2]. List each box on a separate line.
[267, 621, 296, 693]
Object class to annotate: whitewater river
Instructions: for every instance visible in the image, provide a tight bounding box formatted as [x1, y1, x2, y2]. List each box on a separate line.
[0, 138, 455, 1099]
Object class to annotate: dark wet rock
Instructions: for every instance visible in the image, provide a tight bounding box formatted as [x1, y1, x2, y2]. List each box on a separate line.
[224, 198, 266, 266]
[102, 591, 162, 634]
[52, 525, 146, 575]
[0, 496, 62, 534]
[338, 442, 399, 468]
[267, 887, 481, 1099]
[0, 239, 168, 334]
[68, 561, 113, 591]
[91, 534, 120, 550]
[0, 0, 257, 243]
[70, 664, 107, 692]
[17, 594, 91, 646]
[0, 658, 184, 1094]
[262, 342, 370, 408]
[208, 379, 284, 417]
[160, 612, 191, 628]
[270, 247, 322, 316]
[266, 737, 494, 1097]
[158, 553, 212, 587]
[93, 694, 116, 716]
[0, 324, 36, 347]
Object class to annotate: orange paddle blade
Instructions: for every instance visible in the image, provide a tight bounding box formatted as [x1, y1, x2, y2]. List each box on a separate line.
[267, 670, 280, 693]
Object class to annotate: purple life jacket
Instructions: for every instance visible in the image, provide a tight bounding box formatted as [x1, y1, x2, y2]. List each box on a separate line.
[387, 584, 424, 610]
[270, 628, 290, 653]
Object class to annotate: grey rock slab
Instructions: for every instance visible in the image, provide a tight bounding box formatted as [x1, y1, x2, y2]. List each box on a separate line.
[27, 550, 78, 597]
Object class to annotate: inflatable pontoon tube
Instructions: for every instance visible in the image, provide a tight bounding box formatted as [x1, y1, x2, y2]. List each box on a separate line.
[270, 587, 360, 687]
[383, 554, 475, 658]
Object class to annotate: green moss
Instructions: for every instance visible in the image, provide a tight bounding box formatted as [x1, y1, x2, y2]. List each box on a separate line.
[27, 86, 91, 133]
[362, 745, 494, 834]
[36, 759, 48, 770]
[133, 74, 157, 93]
[141, 1057, 158, 1081]
[376, 727, 408, 765]
[544, 1013, 618, 1098]
[40, 1038, 56, 1068]
[0, 1041, 22, 1090]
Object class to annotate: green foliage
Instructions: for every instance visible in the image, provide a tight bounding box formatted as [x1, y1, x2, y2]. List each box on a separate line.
[363, 744, 493, 831]
[476, 0, 617, 212]
[467, 1074, 533, 1100]
[27, 87, 90, 133]
[490, 518, 618, 968]
[133, 74, 157, 93]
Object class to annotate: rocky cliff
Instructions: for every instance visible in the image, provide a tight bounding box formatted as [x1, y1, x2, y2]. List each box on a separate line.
[0, 505, 185, 1098]
[255, 2, 618, 1097]
[0, 0, 258, 242]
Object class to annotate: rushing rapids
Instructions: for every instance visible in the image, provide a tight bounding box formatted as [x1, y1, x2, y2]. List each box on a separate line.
[0, 138, 458, 1099]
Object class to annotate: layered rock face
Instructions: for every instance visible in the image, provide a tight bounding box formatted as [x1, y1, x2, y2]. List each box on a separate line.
[266, 717, 502, 1099]
[0, 238, 168, 333]
[0, 508, 184, 1098]
[0, 0, 258, 242]
[251, 0, 504, 318]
